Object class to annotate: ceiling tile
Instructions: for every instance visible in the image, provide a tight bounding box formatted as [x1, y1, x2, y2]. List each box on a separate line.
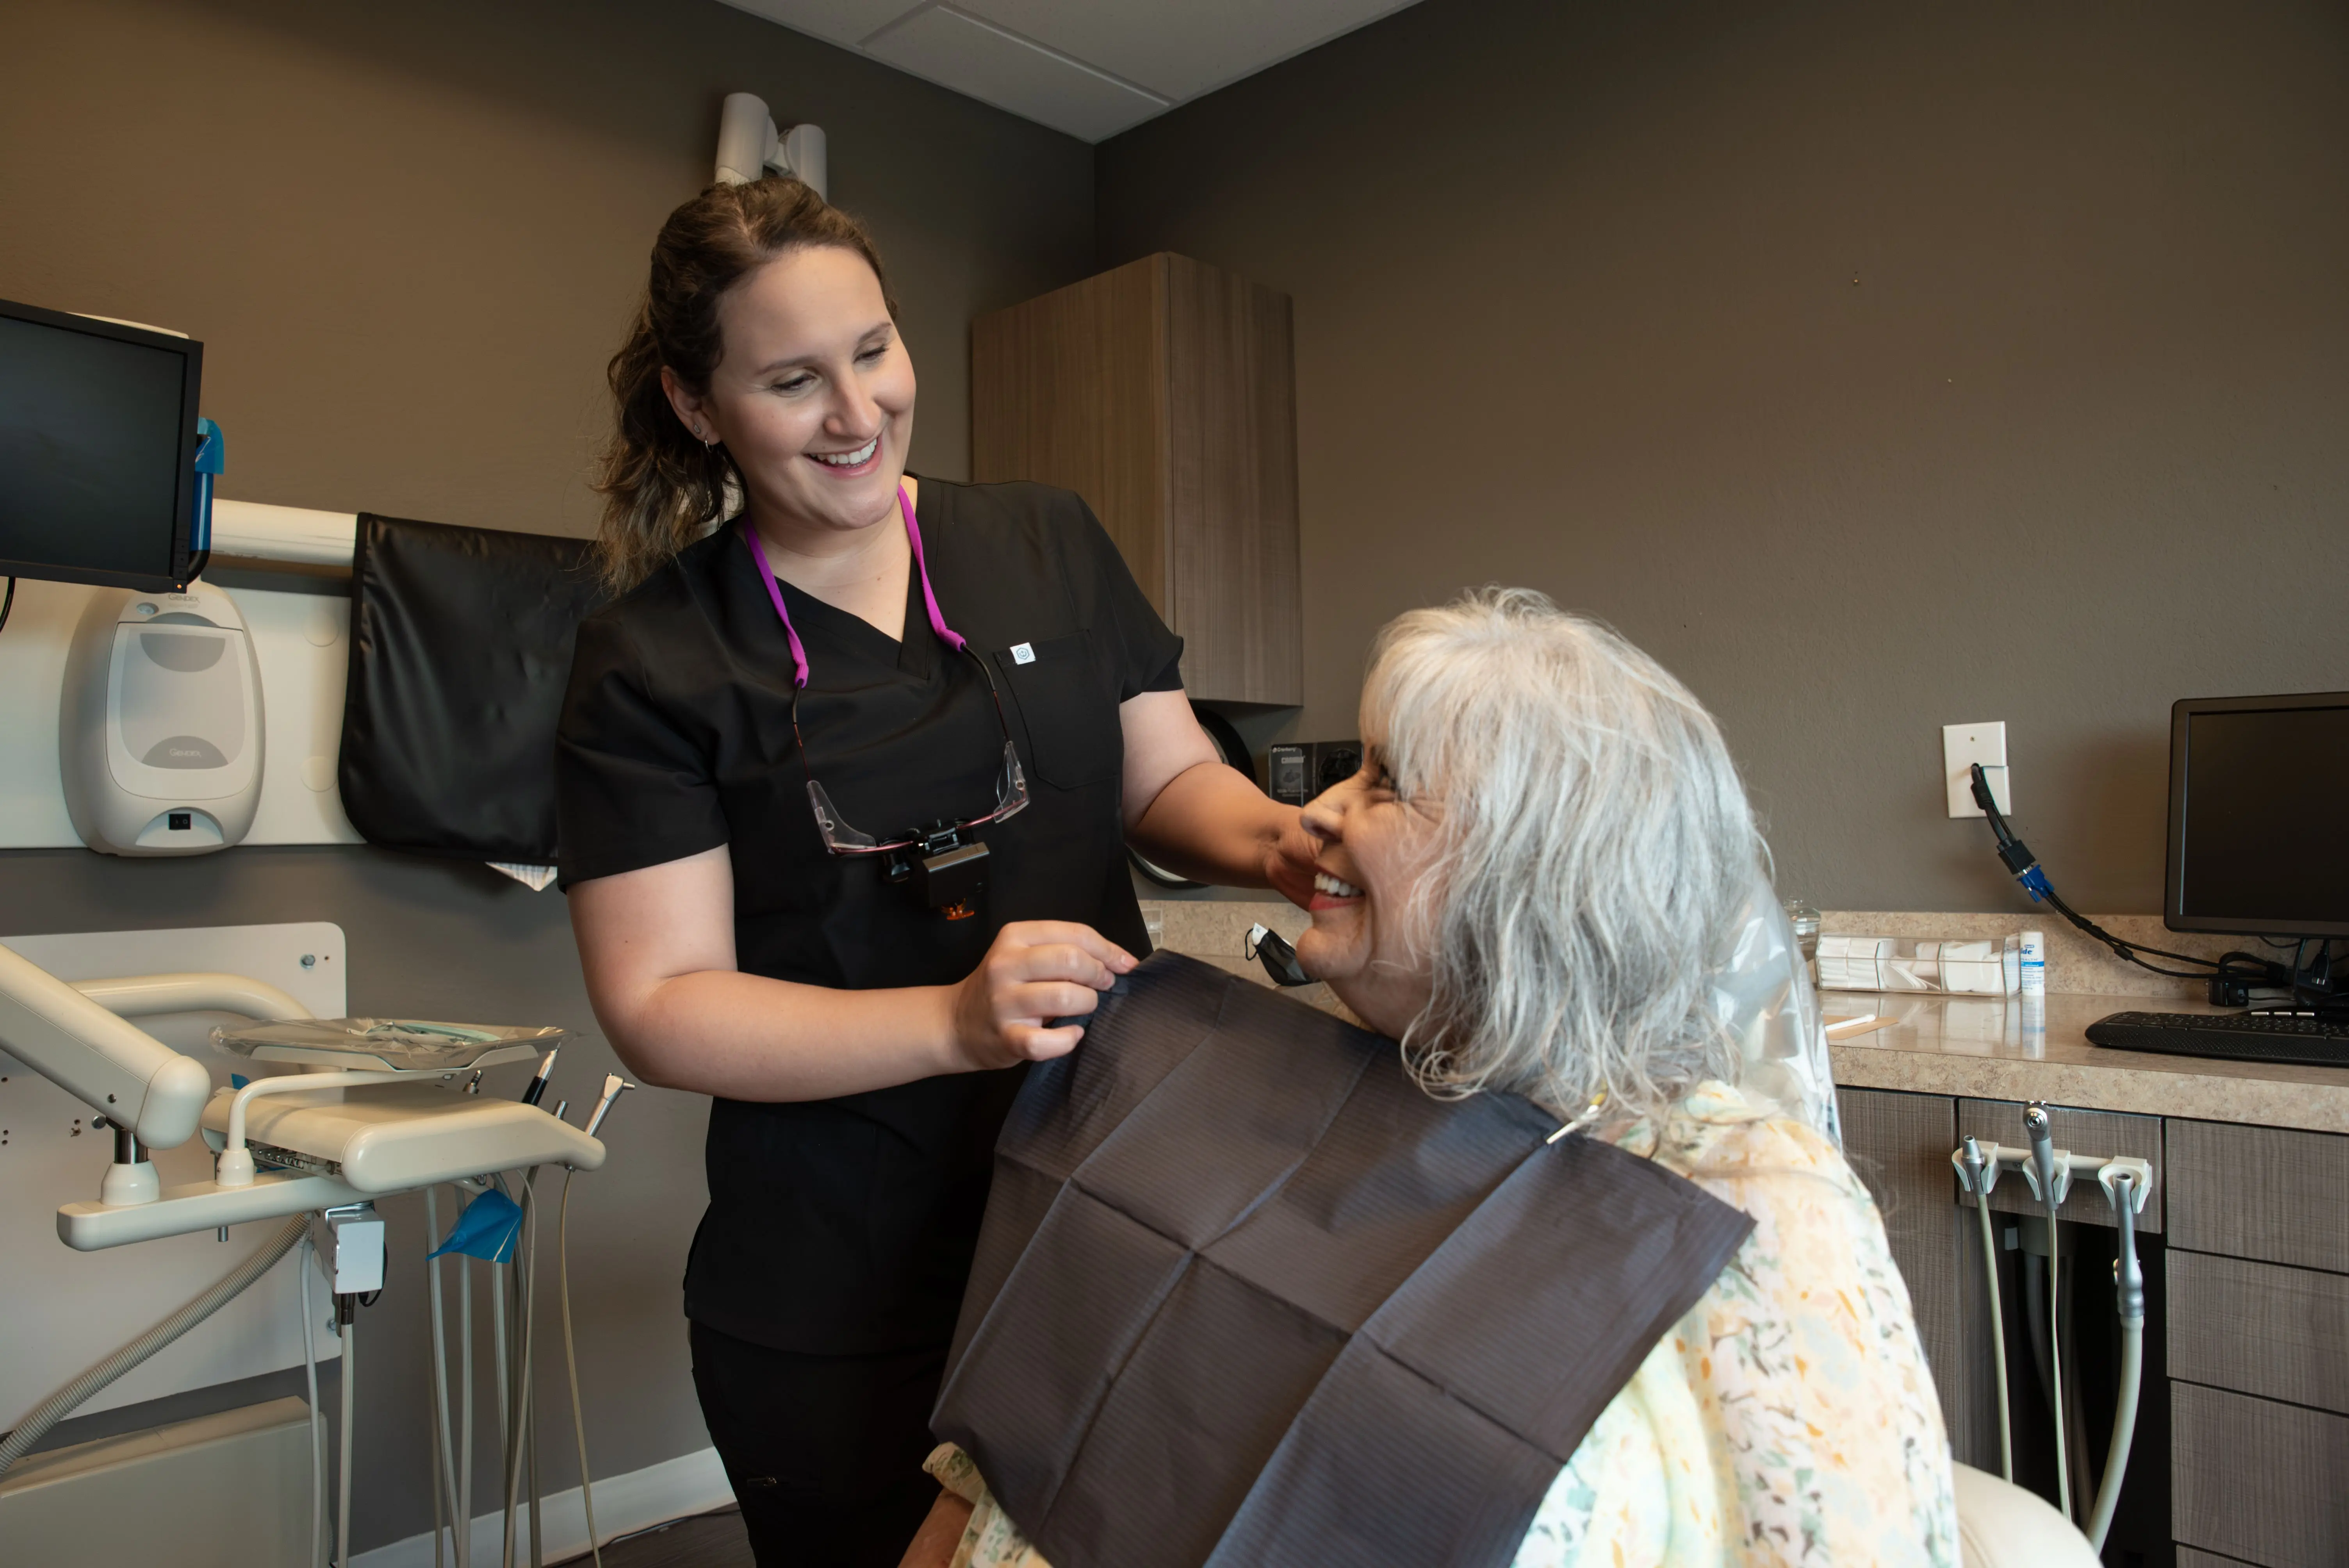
[863, 6, 1171, 142]
[955, 0, 1421, 102]
[717, 0, 923, 50]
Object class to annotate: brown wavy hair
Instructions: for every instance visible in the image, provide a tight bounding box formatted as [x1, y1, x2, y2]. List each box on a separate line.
[593, 176, 897, 595]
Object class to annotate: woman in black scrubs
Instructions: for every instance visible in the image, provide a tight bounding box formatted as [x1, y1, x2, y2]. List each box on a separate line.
[557, 177, 1316, 1566]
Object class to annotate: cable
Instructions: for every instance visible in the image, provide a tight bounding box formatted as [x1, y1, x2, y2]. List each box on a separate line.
[462, 1251, 476, 1568]
[0, 1213, 308, 1474]
[519, 1175, 546, 1568]
[338, 1309, 356, 1568]
[0, 576, 15, 637]
[432, 1360, 446, 1568]
[503, 1175, 541, 1568]
[559, 1171, 607, 1568]
[527, 1204, 545, 1568]
[492, 1248, 510, 1456]
[427, 1187, 467, 1568]
[1967, 765, 2289, 986]
[302, 1235, 327, 1568]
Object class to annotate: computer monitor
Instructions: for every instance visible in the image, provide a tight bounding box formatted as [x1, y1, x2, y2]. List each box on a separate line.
[0, 298, 205, 591]
[2165, 691, 2349, 939]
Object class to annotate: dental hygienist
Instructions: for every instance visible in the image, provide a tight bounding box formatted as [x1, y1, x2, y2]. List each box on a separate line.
[554, 176, 1317, 1568]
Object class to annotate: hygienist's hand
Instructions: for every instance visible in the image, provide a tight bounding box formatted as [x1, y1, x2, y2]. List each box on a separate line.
[951, 921, 1137, 1069]
[1262, 808, 1324, 909]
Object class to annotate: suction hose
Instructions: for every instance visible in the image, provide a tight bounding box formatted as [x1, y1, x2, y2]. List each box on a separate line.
[0, 1213, 310, 1476]
[2086, 1170, 2146, 1551]
[2023, 1104, 2071, 1521]
[1960, 1137, 2014, 1481]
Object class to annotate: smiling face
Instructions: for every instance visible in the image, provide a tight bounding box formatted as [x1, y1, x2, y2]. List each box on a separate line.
[1294, 736, 1446, 1039]
[664, 244, 916, 546]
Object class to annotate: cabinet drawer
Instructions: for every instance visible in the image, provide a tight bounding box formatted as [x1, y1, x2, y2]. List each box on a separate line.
[2168, 1119, 2349, 1271]
[1835, 1088, 1964, 1443]
[2170, 1250, 2349, 1415]
[2173, 1382, 2349, 1568]
[1955, 1099, 2163, 1231]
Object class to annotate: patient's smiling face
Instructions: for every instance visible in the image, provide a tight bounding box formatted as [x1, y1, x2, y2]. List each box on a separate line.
[1295, 734, 1444, 1038]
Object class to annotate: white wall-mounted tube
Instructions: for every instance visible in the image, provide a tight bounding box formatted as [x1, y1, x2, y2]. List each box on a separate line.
[715, 92, 776, 186]
[209, 498, 360, 568]
[714, 92, 826, 200]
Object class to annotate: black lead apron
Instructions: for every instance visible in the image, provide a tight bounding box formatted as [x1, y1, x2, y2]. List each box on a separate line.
[556, 478, 1183, 1563]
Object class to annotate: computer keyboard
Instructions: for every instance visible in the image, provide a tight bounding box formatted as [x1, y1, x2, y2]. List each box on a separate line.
[2085, 1009, 2349, 1068]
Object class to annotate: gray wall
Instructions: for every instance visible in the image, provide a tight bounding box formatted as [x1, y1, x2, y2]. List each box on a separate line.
[1100, 0, 2349, 913]
[1, 0, 1093, 531]
[0, 0, 1092, 1552]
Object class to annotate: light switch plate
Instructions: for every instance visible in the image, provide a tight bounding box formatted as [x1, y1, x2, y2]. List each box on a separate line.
[1944, 722, 2009, 817]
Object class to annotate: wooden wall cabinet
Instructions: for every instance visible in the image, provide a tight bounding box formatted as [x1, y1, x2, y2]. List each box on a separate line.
[972, 253, 1303, 706]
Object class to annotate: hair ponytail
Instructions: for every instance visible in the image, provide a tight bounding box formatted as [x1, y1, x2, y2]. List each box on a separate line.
[593, 176, 897, 595]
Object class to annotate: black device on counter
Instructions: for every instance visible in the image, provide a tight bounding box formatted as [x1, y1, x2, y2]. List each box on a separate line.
[0, 298, 207, 592]
[1267, 740, 1363, 808]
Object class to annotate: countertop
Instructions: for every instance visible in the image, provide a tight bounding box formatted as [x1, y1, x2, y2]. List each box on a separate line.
[1138, 899, 2349, 1135]
[1827, 991, 2349, 1133]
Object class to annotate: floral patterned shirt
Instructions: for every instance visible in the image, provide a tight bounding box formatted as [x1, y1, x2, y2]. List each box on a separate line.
[925, 1083, 1960, 1568]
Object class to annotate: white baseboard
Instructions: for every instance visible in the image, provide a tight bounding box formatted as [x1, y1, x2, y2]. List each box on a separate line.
[351, 1446, 733, 1568]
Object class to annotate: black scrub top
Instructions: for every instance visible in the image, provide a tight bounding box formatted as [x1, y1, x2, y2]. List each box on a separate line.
[555, 479, 1182, 1355]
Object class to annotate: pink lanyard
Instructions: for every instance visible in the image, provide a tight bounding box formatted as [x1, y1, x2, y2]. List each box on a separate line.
[740, 483, 965, 689]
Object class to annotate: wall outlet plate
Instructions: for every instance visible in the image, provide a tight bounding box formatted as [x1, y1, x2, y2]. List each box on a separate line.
[1944, 721, 2009, 818]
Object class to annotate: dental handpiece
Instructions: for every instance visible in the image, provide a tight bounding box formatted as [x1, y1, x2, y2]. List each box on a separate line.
[2024, 1104, 2059, 1201]
[520, 1045, 561, 1107]
[582, 1074, 635, 1139]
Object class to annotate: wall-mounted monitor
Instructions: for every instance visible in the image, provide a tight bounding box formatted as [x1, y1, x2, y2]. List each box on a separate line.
[2166, 691, 2349, 939]
[0, 298, 205, 592]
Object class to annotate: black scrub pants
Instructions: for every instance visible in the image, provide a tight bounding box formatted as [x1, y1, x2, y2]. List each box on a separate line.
[690, 1321, 948, 1567]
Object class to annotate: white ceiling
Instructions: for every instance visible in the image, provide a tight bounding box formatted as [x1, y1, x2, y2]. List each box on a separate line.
[721, 0, 1424, 142]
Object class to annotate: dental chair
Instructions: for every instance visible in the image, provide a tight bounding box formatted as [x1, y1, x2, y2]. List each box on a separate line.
[1952, 1463, 2105, 1568]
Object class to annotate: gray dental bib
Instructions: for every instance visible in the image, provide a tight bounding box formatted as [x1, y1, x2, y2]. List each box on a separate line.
[933, 952, 1755, 1568]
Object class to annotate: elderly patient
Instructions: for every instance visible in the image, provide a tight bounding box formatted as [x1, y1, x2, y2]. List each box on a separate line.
[905, 589, 1960, 1567]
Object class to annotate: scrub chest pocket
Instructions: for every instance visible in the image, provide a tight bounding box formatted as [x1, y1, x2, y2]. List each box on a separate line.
[992, 632, 1122, 790]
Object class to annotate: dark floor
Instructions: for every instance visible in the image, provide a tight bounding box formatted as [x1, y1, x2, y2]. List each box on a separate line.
[553, 1506, 754, 1568]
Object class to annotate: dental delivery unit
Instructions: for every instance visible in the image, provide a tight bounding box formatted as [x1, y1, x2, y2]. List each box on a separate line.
[0, 939, 633, 1568]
